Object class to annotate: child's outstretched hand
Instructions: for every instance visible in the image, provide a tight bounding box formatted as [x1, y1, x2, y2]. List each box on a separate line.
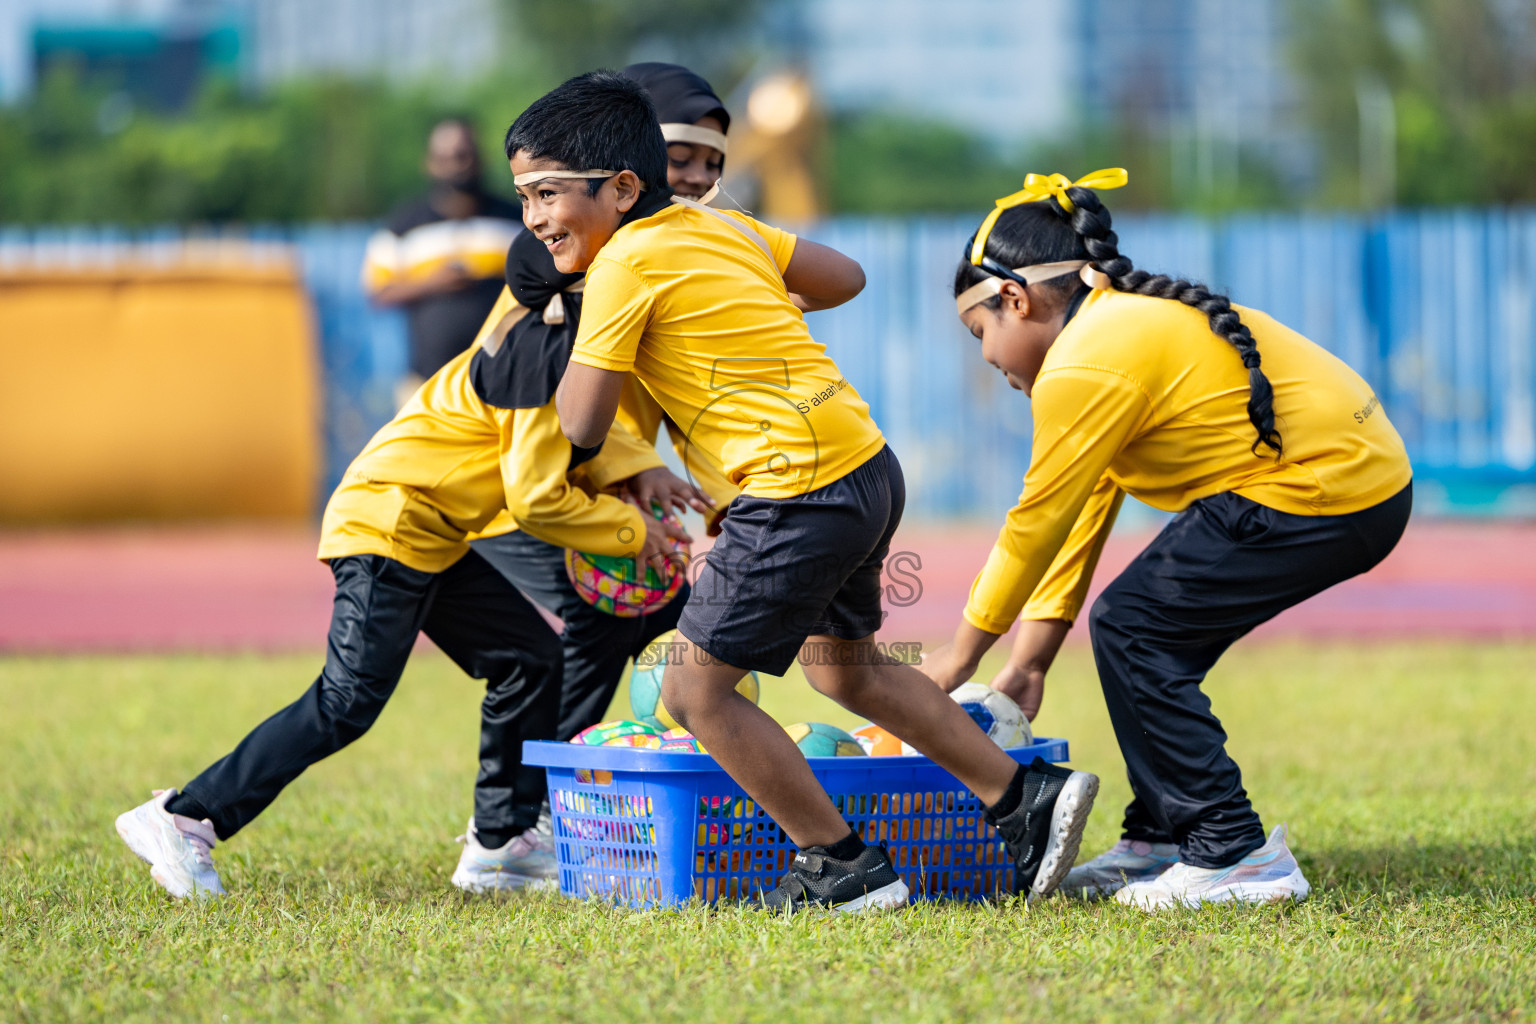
[624, 467, 715, 520]
[986, 660, 1047, 723]
[988, 619, 1071, 722]
[638, 507, 692, 575]
[916, 642, 971, 693]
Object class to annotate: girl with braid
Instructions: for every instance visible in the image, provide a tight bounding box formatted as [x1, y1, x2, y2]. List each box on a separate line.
[919, 170, 1413, 909]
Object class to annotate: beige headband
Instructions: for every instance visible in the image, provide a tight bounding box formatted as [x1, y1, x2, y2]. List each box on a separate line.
[478, 277, 587, 357]
[542, 279, 585, 325]
[512, 168, 619, 187]
[661, 123, 728, 155]
[955, 261, 1114, 316]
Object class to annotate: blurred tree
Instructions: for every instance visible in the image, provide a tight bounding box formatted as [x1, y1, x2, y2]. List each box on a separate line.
[821, 109, 1287, 217]
[823, 113, 1016, 215]
[0, 67, 541, 225]
[1290, 0, 1536, 206]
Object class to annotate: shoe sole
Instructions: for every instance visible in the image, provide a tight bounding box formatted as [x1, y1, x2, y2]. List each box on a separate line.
[1029, 771, 1100, 898]
[115, 808, 207, 899]
[833, 878, 910, 913]
[1119, 867, 1312, 910]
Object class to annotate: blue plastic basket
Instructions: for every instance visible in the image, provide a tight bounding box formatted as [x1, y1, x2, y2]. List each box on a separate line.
[523, 737, 1071, 907]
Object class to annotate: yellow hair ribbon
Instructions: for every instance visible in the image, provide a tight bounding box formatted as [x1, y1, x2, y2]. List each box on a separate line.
[968, 167, 1129, 265]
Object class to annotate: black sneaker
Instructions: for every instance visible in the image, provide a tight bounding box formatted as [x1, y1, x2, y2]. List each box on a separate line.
[986, 757, 1099, 897]
[757, 843, 910, 914]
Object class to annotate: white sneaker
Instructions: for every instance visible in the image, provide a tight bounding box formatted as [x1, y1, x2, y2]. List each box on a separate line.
[1059, 838, 1181, 899]
[450, 818, 559, 893]
[114, 789, 226, 899]
[1116, 824, 1311, 910]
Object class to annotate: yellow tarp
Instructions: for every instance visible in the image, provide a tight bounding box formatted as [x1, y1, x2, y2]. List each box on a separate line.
[0, 258, 319, 522]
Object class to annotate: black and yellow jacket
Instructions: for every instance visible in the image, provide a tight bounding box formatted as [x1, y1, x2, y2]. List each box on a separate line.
[319, 234, 660, 573]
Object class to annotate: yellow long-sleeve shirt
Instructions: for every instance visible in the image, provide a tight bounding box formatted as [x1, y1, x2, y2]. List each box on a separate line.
[317, 339, 662, 574]
[966, 288, 1412, 633]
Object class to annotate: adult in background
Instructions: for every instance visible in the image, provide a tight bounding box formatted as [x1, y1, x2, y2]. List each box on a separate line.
[363, 118, 523, 408]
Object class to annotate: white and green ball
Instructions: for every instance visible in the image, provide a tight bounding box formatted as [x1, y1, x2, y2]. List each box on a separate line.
[628, 629, 761, 729]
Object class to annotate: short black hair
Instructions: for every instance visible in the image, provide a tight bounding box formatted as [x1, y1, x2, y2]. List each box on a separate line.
[504, 70, 668, 195]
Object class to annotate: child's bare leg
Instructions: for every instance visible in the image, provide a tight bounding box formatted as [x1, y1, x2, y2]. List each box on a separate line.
[800, 633, 1017, 805]
[660, 634, 852, 848]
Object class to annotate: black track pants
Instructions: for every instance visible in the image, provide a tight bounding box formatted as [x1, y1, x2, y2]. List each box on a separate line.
[1088, 484, 1412, 868]
[470, 529, 686, 741]
[177, 552, 562, 840]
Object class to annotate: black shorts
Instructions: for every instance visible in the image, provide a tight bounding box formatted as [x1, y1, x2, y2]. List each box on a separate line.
[678, 445, 904, 675]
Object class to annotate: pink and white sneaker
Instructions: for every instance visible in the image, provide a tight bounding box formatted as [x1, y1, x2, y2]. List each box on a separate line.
[450, 818, 558, 893]
[115, 789, 225, 899]
[1116, 824, 1311, 910]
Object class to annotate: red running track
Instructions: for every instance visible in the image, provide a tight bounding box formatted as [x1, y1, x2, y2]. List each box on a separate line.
[1, 519, 1533, 653]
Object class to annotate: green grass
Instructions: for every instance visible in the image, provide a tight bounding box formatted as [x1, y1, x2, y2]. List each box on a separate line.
[2, 642, 1532, 1023]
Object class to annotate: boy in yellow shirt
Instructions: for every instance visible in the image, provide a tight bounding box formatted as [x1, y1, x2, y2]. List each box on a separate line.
[469, 63, 739, 743]
[113, 243, 694, 899]
[504, 72, 1099, 911]
[922, 170, 1412, 908]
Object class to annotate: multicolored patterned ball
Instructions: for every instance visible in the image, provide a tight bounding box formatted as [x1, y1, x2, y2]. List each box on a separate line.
[784, 722, 866, 758]
[656, 727, 706, 753]
[565, 503, 687, 618]
[696, 795, 756, 846]
[629, 629, 759, 729]
[570, 719, 662, 746]
[602, 732, 664, 749]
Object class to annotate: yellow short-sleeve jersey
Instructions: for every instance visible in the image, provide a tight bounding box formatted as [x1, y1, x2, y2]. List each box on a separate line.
[570, 204, 887, 499]
[613, 376, 740, 519]
[965, 288, 1413, 633]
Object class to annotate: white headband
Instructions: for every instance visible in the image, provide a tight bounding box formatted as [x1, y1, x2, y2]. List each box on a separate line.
[512, 168, 620, 187]
[661, 123, 728, 155]
[955, 261, 1113, 316]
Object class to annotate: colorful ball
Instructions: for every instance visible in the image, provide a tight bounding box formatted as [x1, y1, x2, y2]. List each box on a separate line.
[628, 629, 759, 729]
[565, 502, 688, 618]
[696, 795, 755, 846]
[784, 722, 866, 758]
[602, 732, 663, 749]
[900, 682, 1032, 754]
[570, 719, 662, 746]
[851, 722, 905, 756]
[654, 726, 706, 752]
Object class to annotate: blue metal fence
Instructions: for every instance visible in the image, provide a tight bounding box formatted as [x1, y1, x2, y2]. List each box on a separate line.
[811, 209, 1536, 517]
[5, 207, 1535, 517]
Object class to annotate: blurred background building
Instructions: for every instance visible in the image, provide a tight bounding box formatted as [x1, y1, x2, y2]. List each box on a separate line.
[245, 0, 499, 86]
[0, 0, 500, 104]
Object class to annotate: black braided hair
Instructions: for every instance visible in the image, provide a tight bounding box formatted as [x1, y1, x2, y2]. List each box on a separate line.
[954, 192, 1283, 458]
